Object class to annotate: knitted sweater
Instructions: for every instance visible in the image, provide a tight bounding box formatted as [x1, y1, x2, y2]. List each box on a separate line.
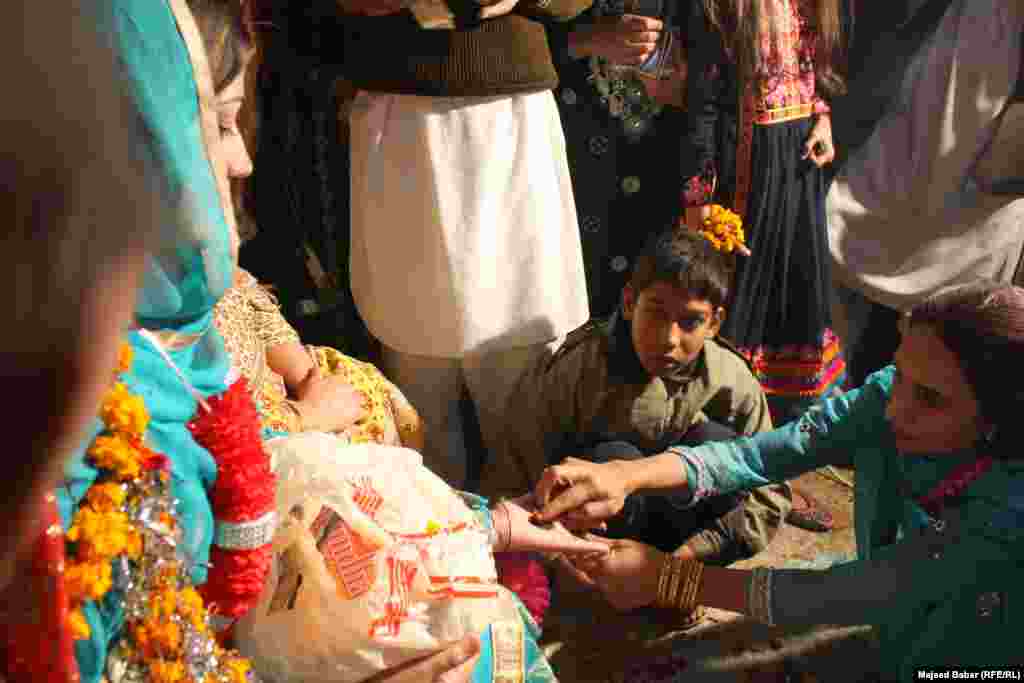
[341, 1, 592, 96]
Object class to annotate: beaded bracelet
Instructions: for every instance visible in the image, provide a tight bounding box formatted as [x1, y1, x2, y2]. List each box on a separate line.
[655, 554, 705, 613]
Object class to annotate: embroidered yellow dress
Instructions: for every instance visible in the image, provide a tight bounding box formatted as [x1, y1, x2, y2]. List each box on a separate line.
[213, 269, 422, 447]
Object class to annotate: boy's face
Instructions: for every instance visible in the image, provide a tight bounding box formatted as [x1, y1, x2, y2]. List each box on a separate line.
[622, 281, 724, 378]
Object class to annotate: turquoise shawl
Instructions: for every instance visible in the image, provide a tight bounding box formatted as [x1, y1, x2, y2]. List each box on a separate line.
[57, 1, 233, 681]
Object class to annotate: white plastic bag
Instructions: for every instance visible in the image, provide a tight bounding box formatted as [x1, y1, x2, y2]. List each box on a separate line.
[235, 433, 525, 682]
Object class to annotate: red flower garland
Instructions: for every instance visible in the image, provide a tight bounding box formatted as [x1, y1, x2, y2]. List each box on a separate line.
[188, 378, 275, 628]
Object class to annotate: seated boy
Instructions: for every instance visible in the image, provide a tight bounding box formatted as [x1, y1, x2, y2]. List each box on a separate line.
[479, 229, 791, 565]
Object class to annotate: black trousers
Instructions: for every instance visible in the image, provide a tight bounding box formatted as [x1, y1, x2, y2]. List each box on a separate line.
[580, 421, 747, 560]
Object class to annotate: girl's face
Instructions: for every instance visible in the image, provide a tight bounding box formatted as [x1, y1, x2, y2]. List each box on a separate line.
[215, 68, 253, 181]
[885, 323, 988, 455]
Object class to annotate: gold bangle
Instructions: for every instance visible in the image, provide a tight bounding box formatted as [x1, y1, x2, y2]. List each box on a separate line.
[656, 555, 704, 612]
[677, 560, 704, 614]
[659, 557, 675, 606]
[656, 554, 679, 608]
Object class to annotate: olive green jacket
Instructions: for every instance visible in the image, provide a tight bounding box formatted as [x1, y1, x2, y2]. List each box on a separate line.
[479, 313, 789, 560]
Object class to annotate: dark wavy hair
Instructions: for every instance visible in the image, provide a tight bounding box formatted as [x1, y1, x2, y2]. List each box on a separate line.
[187, 0, 252, 93]
[703, 0, 848, 98]
[630, 228, 733, 309]
[908, 281, 1024, 458]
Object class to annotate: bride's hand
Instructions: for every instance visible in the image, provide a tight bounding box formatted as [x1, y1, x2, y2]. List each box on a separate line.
[294, 374, 367, 433]
[362, 634, 480, 683]
[558, 537, 664, 611]
[491, 496, 611, 556]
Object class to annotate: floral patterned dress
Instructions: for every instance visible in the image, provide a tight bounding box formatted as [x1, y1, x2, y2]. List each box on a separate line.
[680, 0, 846, 422]
[213, 269, 422, 446]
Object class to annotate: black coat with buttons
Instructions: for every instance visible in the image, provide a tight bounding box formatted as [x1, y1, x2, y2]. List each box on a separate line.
[547, 10, 693, 317]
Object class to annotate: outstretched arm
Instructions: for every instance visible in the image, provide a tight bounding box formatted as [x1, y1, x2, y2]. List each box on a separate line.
[534, 373, 888, 529]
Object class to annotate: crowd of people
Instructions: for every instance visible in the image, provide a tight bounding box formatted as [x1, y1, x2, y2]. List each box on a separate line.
[1, 0, 1022, 682]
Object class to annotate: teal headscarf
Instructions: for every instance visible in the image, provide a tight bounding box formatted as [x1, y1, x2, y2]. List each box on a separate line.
[57, 1, 234, 680]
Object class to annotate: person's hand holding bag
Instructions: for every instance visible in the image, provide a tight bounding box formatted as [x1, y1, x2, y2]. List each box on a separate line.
[362, 635, 481, 683]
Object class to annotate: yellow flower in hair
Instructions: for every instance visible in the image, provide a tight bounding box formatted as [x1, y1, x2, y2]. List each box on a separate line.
[101, 382, 150, 437]
[88, 434, 142, 481]
[67, 608, 91, 640]
[699, 205, 748, 254]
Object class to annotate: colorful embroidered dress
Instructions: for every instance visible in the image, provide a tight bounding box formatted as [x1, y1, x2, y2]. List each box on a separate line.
[680, 0, 845, 421]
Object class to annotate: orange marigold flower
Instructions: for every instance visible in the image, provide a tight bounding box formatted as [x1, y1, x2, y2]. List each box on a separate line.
[224, 657, 252, 683]
[147, 619, 182, 655]
[68, 508, 136, 561]
[131, 622, 155, 658]
[117, 343, 133, 374]
[699, 204, 746, 254]
[148, 659, 187, 683]
[68, 608, 91, 640]
[65, 560, 112, 602]
[85, 482, 127, 512]
[88, 434, 142, 481]
[155, 587, 178, 619]
[100, 382, 150, 437]
[177, 587, 206, 627]
[124, 528, 143, 560]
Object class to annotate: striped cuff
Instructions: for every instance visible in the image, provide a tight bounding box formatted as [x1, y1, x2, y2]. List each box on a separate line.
[667, 446, 717, 507]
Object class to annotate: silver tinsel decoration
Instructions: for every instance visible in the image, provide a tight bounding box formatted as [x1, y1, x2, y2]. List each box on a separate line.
[86, 436, 264, 682]
[184, 624, 220, 681]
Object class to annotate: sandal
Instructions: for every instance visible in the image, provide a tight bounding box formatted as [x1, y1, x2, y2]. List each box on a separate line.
[786, 486, 834, 532]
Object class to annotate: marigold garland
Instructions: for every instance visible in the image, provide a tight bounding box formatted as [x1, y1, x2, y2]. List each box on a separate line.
[63, 342, 260, 683]
[698, 205, 749, 255]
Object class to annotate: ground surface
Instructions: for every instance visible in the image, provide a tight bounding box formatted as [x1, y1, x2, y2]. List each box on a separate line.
[539, 468, 871, 682]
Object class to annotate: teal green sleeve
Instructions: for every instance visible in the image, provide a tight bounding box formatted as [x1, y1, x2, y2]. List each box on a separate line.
[670, 367, 894, 505]
[763, 502, 1022, 678]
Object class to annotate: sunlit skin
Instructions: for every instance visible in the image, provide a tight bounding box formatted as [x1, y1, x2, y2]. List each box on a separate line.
[622, 281, 724, 378]
[886, 322, 989, 455]
[215, 70, 253, 181]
